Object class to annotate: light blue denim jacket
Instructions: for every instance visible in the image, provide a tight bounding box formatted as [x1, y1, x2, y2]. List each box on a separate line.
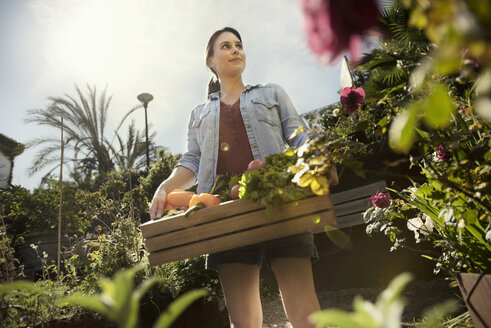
[177, 83, 307, 193]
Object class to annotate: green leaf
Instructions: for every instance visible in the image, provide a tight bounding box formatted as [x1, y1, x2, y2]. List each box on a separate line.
[153, 289, 207, 328]
[0, 281, 39, 296]
[355, 120, 370, 131]
[60, 295, 113, 319]
[288, 126, 304, 140]
[414, 127, 430, 141]
[377, 272, 412, 308]
[389, 103, 418, 153]
[309, 309, 369, 328]
[310, 176, 329, 196]
[133, 276, 162, 303]
[284, 148, 295, 156]
[423, 84, 455, 128]
[420, 300, 458, 328]
[298, 172, 314, 188]
[377, 116, 389, 127]
[434, 56, 461, 75]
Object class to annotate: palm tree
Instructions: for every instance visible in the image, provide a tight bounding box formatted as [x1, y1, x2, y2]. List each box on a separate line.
[111, 120, 157, 170]
[355, 0, 432, 98]
[25, 84, 150, 182]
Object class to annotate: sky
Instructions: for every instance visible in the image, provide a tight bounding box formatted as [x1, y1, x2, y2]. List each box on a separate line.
[0, 0, 344, 190]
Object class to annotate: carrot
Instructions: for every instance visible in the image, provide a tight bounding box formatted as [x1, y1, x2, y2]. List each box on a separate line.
[167, 190, 196, 207]
[188, 193, 221, 208]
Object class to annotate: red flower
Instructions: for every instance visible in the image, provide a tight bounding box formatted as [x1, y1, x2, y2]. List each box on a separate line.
[300, 0, 379, 64]
[371, 191, 391, 208]
[340, 87, 365, 114]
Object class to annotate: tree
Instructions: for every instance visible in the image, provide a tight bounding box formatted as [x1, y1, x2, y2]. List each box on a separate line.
[111, 120, 157, 171]
[25, 84, 155, 184]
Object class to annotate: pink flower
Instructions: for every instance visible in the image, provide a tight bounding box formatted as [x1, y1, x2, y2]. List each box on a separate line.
[300, 0, 379, 64]
[340, 87, 365, 114]
[435, 145, 451, 161]
[371, 191, 391, 208]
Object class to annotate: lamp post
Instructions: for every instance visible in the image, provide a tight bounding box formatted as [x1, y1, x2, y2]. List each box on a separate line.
[137, 93, 154, 169]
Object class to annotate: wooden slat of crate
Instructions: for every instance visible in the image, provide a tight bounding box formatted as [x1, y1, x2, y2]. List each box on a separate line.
[148, 207, 336, 265]
[144, 194, 335, 252]
[140, 198, 264, 238]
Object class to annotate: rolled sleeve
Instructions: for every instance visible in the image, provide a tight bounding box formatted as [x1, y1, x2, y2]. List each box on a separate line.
[272, 84, 308, 148]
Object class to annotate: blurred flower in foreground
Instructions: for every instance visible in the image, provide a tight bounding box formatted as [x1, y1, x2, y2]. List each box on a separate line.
[299, 0, 379, 64]
[340, 87, 365, 114]
[371, 191, 391, 208]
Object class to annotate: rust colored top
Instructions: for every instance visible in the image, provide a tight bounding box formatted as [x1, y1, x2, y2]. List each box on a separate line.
[216, 99, 254, 176]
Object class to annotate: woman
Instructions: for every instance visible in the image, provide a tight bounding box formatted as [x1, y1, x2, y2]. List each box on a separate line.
[149, 27, 336, 328]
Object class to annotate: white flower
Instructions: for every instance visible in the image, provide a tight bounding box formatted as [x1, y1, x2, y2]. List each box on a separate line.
[486, 230, 491, 243]
[43, 251, 48, 259]
[407, 214, 434, 241]
[439, 208, 457, 226]
[332, 108, 340, 117]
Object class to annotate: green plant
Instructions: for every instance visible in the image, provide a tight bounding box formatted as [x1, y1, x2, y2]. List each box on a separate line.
[0, 210, 24, 283]
[363, 92, 491, 275]
[0, 278, 81, 328]
[59, 263, 207, 328]
[386, 0, 491, 152]
[238, 152, 312, 216]
[309, 272, 458, 328]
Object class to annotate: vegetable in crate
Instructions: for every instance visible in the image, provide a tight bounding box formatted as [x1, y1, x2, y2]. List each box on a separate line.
[189, 193, 221, 208]
[166, 189, 196, 209]
[247, 159, 266, 170]
[230, 184, 241, 200]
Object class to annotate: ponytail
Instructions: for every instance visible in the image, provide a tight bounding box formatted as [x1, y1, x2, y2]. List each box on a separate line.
[207, 75, 220, 98]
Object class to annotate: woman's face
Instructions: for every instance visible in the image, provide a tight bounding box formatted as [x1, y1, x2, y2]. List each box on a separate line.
[207, 31, 246, 79]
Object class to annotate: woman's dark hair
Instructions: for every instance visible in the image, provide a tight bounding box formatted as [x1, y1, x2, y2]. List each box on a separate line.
[205, 27, 242, 97]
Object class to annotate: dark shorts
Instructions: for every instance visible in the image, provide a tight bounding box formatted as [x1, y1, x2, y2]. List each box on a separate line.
[205, 231, 319, 270]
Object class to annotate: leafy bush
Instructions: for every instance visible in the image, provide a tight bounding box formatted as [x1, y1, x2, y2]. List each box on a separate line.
[364, 95, 491, 275]
[139, 149, 182, 200]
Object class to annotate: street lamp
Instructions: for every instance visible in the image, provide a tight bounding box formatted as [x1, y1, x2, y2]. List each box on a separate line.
[137, 93, 154, 169]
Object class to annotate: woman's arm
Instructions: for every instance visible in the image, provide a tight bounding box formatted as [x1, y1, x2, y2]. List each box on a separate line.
[149, 166, 197, 219]
[149, 105, 203, 220]
[271, 84, 308, 148]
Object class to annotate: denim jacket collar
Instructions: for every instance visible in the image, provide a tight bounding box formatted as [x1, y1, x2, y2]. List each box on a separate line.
[207, 84, 261, 101]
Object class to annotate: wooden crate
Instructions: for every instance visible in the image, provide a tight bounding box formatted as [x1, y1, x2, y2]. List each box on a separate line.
[140, 180, 387, 266]
[141, 194, 336, 266]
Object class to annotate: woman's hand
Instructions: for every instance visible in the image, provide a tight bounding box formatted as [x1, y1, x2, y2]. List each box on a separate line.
[148, 166, 197, 220]
[149, 185, 168, 220]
